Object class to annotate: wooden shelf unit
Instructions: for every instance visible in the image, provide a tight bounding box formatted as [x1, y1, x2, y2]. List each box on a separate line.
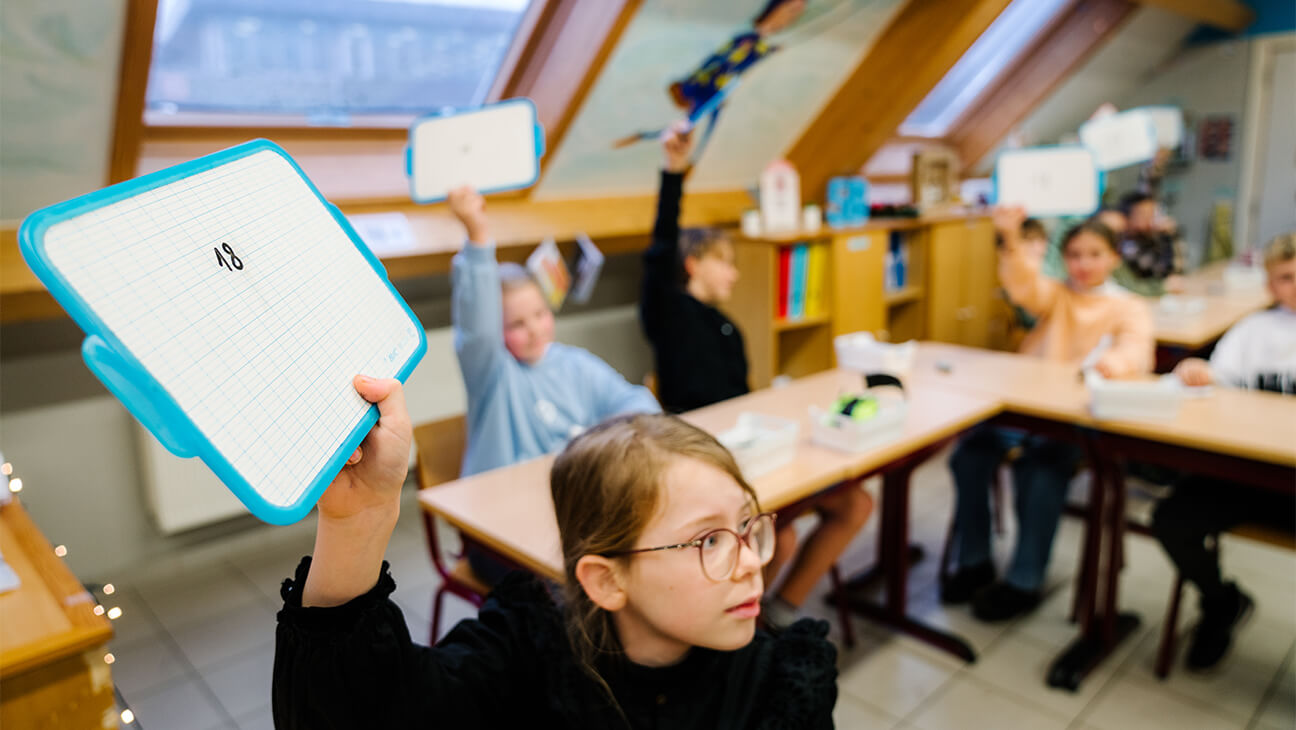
[724, 213, 994, 388]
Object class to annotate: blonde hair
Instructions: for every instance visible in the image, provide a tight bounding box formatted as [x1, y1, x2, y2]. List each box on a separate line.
[1264, 233, 1296, 270]
[549, 413, 758, 710]
[498, 261, 539, 294]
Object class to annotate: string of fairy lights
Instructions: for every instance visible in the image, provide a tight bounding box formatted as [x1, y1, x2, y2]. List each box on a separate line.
[3, 458, 137, 727]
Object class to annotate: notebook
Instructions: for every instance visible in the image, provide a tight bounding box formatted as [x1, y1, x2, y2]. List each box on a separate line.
[19, 140, 427, 525]
[406, 98, 545, 203]
[994, 145, 1101, 218]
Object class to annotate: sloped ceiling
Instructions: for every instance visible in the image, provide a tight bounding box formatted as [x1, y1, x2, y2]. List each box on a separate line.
[972, 5, 1197, 172]
[533, 0, 904, 200]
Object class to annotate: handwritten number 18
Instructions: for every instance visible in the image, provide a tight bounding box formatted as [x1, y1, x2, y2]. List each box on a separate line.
[214, 242, 244, 271]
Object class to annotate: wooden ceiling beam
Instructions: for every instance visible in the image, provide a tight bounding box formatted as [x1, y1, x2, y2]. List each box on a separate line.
[493, 0, 643, 194]
[107, 0, 159, 184]
[1128, 0, 1253, 32]
[786, 0, 1013, 204]
[948, 0, 1138, 170]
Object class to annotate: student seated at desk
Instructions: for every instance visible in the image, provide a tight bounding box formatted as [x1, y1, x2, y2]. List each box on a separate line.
[1153, 233, 1296, 671]
[640, 125, 873, 629]
[273, 383, 838, 728]
[1111, 192, 1186, 296]
[944, 206, 1154, 622]
[448, 188, 660, 584]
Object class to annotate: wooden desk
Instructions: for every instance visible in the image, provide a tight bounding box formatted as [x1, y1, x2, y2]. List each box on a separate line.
[1152, 262, 1272, 351]
[420, 370, 999, 582]
[909, 342, 1295, 689]
[910, 343, 1296, 468]
[0, 500, 115, 729]
[420, 369, 1000, 661]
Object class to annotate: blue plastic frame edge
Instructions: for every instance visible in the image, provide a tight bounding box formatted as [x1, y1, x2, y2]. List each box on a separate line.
[991, 144, 1104, 219]
[406, 97, 545, 204]
[18, 139, 427, 525]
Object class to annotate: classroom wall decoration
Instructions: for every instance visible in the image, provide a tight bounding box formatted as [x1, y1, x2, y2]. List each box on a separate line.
[533, 0, 904, 199]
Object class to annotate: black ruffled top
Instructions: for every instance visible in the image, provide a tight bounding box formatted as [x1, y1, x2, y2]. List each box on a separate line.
[273, 557, 837, 729]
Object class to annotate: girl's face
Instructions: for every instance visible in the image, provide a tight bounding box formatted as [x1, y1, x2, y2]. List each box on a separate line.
[612, 457, 765, 666]
[502, 282, 555, 365]
[1064, 231, 1120, 290]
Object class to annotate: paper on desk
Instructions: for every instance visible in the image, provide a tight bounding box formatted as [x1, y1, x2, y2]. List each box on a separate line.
[0, 550, 20, 594]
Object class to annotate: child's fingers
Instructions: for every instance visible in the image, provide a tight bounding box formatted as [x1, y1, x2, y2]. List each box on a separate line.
[352, 376, 412, 438]
[347, 447, 363, 465]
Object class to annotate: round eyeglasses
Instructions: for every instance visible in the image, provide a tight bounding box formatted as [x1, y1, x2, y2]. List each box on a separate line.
[604, 513, 777, 581]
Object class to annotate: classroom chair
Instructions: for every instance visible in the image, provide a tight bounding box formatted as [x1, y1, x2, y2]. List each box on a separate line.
[413, 415, 491, 644]
[778, 491, 858, 649]
[1155, 524, 1296, 679]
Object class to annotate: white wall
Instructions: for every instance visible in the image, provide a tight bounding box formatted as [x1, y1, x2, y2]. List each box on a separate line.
[0, 0, 126, 219]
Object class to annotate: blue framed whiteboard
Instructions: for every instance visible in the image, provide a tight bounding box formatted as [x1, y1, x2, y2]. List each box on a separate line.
[19, 140, 427, 525]
[993, 145, 1105, 218]
[406, 97, 545, 203]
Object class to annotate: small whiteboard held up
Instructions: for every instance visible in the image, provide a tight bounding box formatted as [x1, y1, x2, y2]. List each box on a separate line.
[407, 98, 545, 203]
[1079, 109, 1158, 171]
[1135, 105, 1184, 150]
[19, 140, 427, 525]
[994, 146, 1101, 218]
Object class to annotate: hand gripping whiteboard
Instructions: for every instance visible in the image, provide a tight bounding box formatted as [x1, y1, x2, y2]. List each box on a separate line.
[19, 140, 427, 525]
[406, 98, 545, 203]
[1078, 109, 1159, 171]
[994, 146, 1101, 218]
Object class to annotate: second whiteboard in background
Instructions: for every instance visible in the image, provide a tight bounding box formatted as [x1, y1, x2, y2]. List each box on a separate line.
[994, 146, 1101, 218]
[407, 98, 545, 203]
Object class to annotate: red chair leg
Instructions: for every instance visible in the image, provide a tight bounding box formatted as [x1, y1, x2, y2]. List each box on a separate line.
[431, 584, 447, 645]
[829, 564, 855, 649]
[1155, 574, 1185, 679]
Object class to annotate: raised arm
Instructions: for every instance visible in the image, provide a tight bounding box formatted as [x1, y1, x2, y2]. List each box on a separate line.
[449, 187, 507, 392]
[274, 377, 525, 727]
[995, 205, 1060, 316]
[640, 122, 693, 341]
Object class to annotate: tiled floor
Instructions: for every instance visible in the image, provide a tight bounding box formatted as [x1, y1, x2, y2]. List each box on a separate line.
[97, 456, 1295, 729]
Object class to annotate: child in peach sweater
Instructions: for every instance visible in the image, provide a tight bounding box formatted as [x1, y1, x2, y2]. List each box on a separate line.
[942, 206, 1153, 622]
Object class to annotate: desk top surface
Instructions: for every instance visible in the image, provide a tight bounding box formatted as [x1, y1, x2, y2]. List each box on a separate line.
[419, 369, 1000, 581]
[0, 501, 112, 679]
[1152, 263, 1272, 348]
[911, 343, 1296, 467]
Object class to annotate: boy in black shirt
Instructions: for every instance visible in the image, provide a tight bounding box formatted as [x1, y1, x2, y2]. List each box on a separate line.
[640, 123, 872, 629]
[640, 123, 747, 414]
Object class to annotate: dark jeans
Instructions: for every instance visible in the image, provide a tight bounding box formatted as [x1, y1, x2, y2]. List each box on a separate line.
[949, 426, 1084, 592]
[1152, 476, 1296, 603]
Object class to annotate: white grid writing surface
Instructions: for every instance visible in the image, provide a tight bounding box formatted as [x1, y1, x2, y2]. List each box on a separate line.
[43, 150, 421, 507]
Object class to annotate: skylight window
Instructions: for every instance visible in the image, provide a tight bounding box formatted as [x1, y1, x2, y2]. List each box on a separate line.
[146, 0, 535, 125]
[900, 0, 1070, 138]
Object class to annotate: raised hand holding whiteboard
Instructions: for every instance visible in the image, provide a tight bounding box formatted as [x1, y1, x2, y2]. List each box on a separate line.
[1079, 108, 1159, 171]
[19, 140, 426, 525]
[994, 146, 1100, 218]
[407, 98, 545, 203]
[1137, 105, 1184, 149]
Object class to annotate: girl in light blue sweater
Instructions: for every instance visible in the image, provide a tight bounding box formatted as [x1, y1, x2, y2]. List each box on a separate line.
[448, 187, 660, 580]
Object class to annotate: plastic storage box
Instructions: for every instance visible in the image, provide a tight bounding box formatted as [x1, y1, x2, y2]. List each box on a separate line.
[716, 413, 800, 480]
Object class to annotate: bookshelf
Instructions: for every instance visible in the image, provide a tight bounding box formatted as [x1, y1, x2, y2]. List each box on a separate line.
[724, 213, 995, 388]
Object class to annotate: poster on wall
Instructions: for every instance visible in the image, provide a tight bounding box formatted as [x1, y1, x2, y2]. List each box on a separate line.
[1198, 115, 1234, 161]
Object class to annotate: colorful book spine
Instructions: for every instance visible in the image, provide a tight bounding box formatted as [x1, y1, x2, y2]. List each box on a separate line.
[805, 244, 826, 317]
[790, 244, 809, 319]
[777, 247, 791, 319]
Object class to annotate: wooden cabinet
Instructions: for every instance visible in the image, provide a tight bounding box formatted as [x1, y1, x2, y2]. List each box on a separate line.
[728, 230, 884, 389]
[925, 218, 1000, 349]
[0, 501, 116, 730]
[725, 214, 993, 388]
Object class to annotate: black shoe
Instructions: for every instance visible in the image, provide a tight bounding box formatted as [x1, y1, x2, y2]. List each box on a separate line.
[941, 562, 996, 605]
[972, 582, 1041, 622]
[1187, 583, 1254, 672]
